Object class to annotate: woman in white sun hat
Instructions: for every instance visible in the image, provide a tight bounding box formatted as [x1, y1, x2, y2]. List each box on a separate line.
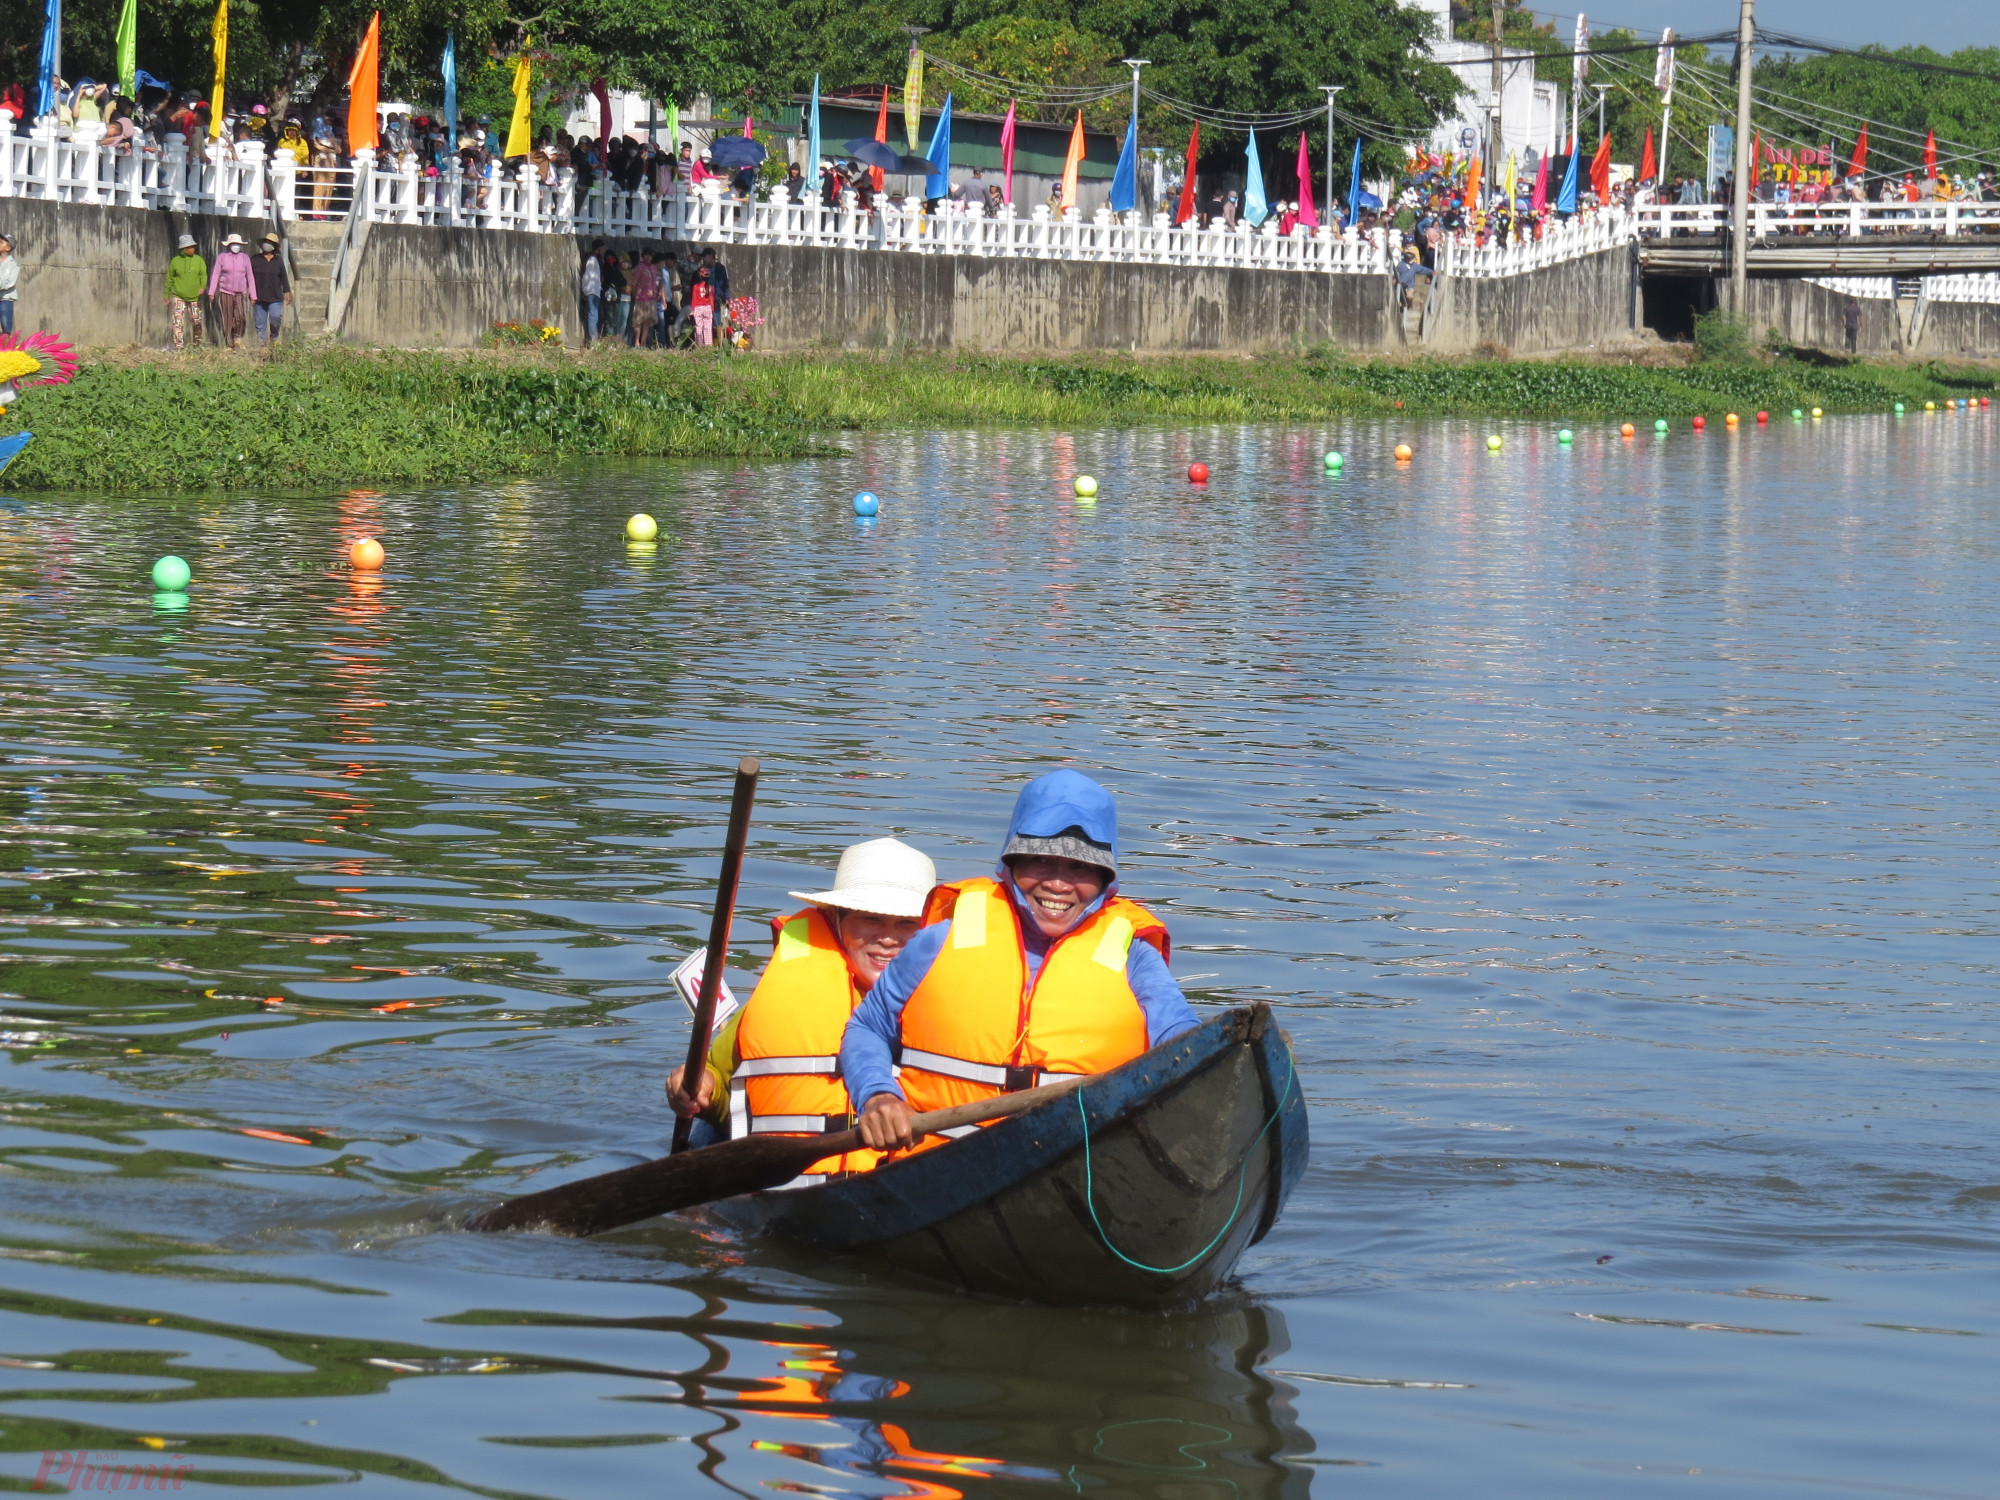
[667, 837, 936, 1182]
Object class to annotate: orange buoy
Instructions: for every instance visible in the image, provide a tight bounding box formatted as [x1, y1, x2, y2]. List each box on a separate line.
[1620, 423, 1635, 438]
[349, 537, 385, 571]
[1393, 443, 1413, 461]
[1725, 412, 1739, 427]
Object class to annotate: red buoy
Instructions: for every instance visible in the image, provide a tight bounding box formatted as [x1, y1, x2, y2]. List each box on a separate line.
[1692, 415, 1706, 430]
[1188, 463, 1209, 483]
[1756, 410, 1770, 424]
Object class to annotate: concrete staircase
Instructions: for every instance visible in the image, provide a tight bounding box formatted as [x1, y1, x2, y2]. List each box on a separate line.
[283, 221, 345, 334]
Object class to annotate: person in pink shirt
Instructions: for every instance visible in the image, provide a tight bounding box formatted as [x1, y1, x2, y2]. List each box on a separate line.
[206, 233, 256, 348]
[629, 250, 662, 348]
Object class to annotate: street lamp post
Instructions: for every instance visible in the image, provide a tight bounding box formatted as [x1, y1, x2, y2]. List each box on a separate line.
[1593, 84, 1610, 142]
[1320, 84, 1345, 223]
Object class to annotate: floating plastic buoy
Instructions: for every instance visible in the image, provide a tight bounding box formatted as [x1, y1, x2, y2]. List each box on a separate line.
[1894, 403, 1905, 414]
[1982, 398, 1990, 408]
[1924, 401, 1935, 411]
[1620, 423, 1635, 438]
[1486, 434, 1503, 451]
[1756, 411, 1769, 424]
[1558, 429, 1574, 444]
[150, 555, 191, 591]
[1187, 463, 1209, 484]
[851, 491, 879, 517]
[1653, 419, 1669, 433]
[1811, 407, 1823, 419]
[1692, 416, 1706, 430]
[1792, 409, 1805, 420]
[1073, 475, 1098, 498]
[626, 512, 658, 542]
[1393, 444, 1413, 462]
[349, 537, 385, 571]
[1395, 400, 1404, 409]
[1324, 451, 1343, 470]
[1724, 413, 1738, 428]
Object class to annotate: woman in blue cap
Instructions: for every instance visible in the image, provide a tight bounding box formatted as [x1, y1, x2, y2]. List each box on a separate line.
[842, 769, 1198, 1152]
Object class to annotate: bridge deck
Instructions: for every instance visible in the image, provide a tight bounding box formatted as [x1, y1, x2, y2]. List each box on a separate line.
[1641, 234, 2000, 277]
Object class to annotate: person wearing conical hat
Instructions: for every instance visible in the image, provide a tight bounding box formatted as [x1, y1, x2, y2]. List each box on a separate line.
[667, 837, 936, 1184]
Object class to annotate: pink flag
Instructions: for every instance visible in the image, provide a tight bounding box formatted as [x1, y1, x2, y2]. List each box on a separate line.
[1000, 100, 1016, 203]
[1295, 132, 1318, 228]
[1531, 152, 1549, 211]
[591, 78, 611, 149]
[743, 114, 754, 137]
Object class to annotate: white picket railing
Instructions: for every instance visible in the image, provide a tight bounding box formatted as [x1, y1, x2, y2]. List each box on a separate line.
[1636, 200, 2000, 238]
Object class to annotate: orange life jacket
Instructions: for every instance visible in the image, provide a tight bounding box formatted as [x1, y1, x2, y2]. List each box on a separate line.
[732, 907, 880, 1181]
[897, 877, 1168, 1128]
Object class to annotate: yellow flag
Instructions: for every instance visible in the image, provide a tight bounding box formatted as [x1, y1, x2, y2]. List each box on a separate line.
[209, 0, 228, 139]
[1504, 151, 1517, 209]
[1059, 110, 1084, 212]
[505, 44, 533, 159]
[903, 49, 923, 153]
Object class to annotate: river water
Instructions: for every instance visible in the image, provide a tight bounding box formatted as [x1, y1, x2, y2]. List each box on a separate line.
[0, 410, 1996, 1498]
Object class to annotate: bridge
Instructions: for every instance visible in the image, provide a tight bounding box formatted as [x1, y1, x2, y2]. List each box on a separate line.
[1635, 204, 2000, 277]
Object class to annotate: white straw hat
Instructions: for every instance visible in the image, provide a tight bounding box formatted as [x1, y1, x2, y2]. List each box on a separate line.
[789, 837, 936, 919]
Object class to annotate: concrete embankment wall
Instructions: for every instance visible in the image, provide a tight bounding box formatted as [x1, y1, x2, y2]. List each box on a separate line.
[1, 198, 270, 347]
[1423, 245, 1637, 356]
[334, 222, 580, 347]
[1732, 277, 2000, 359]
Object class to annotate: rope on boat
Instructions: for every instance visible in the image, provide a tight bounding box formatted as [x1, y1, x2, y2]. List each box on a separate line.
[1076, 1047, 1297, 1277]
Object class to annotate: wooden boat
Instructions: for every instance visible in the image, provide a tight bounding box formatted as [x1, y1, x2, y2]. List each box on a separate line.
[711, 1003, 1307, 1309]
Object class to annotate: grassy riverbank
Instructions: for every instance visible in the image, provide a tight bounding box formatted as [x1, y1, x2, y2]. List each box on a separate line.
[5, 344, 1994, 493]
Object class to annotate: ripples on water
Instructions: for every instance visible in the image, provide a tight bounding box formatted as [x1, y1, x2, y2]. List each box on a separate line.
[0, 412, 1995, 1496]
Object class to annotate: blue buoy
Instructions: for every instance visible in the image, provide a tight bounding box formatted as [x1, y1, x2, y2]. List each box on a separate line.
[852, 491, 879, 517]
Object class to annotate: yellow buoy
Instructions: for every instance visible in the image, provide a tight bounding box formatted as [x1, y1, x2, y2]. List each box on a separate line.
[626, 513, 659, 542]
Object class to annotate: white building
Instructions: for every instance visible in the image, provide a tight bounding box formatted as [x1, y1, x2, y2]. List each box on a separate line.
[1405, 0, 1568, 161]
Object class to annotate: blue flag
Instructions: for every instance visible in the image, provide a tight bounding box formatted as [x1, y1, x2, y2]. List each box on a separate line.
[925, 92, 952, 200]
[1347, 135, 1364, 225]
[1243, 127, 1267, 226]
[35, 0, 61, 121]
[807, 74, 821, 183]
[1109, 110, 1138, 213]
[441, 31, 457, 134]
[1556, 148, 1579, 214]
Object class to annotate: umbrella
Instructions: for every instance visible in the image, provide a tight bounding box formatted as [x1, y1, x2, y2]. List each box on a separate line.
[708, 136, 767, 169]
[1352, 189, 1383, 210]
[845, 137, 899, 171]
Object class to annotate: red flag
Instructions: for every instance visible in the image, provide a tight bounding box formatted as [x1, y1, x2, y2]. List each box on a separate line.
[1639, 126, 1656, 184]
[1849, 124, 1868, 177]
[1175, 123, 1199, 225]
[872, 86, 888, 192]
[1924, 128, 1936, 175]
[999, 100, 1016, 204]
[1295, 132, 1318, 228]
[1589, 133, 1611, 200]
[1753, 133, 1763, 181]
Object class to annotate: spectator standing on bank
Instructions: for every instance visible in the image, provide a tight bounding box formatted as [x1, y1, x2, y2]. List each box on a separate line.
[701, 248, 731, 347]
[630, 249, 662, 347]
[0, 233, 17, 337]
[250, 234, 291, 348]
[601, 250, 629, 340]
[689, 264, 715, 346]
[163, 234, 207, 349]
[580, 240, 604, 344]
[206, 232, 255, 349]
[1842, 296, 1862, 354]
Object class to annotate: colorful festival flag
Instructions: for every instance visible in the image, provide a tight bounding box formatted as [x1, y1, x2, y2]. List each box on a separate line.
[1059, 110, 1084, 212]
[872, 86, 888, 192]
[999, 100, 1016, 203]
[209, 0, 227, 139]
[1243, 127, 1267, 225]
[115, 0, 136, 99]
[1640, 127, 1656, 184]
[1849, 123, 1868, 177]
[1295, 132, 1318, 228]
[502, 35, 530, 159]
[1175, 123, 1199, 225]
[1109, 109, 1138, 213]
[903, 49, 924, 153]
[347, 10, 381, 153]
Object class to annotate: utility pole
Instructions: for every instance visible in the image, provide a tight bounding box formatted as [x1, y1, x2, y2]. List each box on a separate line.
[1657, 28, 1676, 190]
[1321, 85, 1344, 219]
[1489, 0, 1506, 208]
[1593, 84, 1609, 142]
[1123, 57, 1149, 127]
[1730, 0, 1754, 317]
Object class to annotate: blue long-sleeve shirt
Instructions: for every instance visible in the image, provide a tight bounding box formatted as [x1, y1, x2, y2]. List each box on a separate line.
[840, 878, 1200, 1107]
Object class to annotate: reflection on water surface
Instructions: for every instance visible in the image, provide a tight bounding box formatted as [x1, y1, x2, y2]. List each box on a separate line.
[0, 414, 1997, 1495]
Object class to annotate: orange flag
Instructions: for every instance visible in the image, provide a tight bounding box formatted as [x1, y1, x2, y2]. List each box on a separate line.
[1463, 152, 1481, 212]
[1589, 133, 1611, 200]
[872, 85, 888, 191]
[1849, 124, 1868, 177]
[1059, 110, 1084, 212]
[346, 11, 380, 153]
[1923, 128, 1935, 176]
[1639, 127, 1656, 183]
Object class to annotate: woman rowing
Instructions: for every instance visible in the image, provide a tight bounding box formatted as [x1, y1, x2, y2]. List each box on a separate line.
[842, 770, 1199, 1152]
[666, 837, 934, 1183]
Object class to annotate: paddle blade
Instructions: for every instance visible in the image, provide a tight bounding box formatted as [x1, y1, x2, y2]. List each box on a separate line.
[466, 1132, 833, 1237]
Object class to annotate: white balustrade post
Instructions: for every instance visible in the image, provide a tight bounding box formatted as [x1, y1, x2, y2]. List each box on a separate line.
[267, 148, 296, 222]
[520, 162, 541, 233]
[351, 148, 376, 223]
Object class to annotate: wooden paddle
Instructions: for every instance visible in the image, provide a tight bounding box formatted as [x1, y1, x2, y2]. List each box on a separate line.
[465, 1076, 1087, 1238]
[670, 756, 759, 1155]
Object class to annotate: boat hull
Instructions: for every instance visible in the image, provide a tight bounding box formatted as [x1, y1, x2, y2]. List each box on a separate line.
[712, 1004, 1307, 1308]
